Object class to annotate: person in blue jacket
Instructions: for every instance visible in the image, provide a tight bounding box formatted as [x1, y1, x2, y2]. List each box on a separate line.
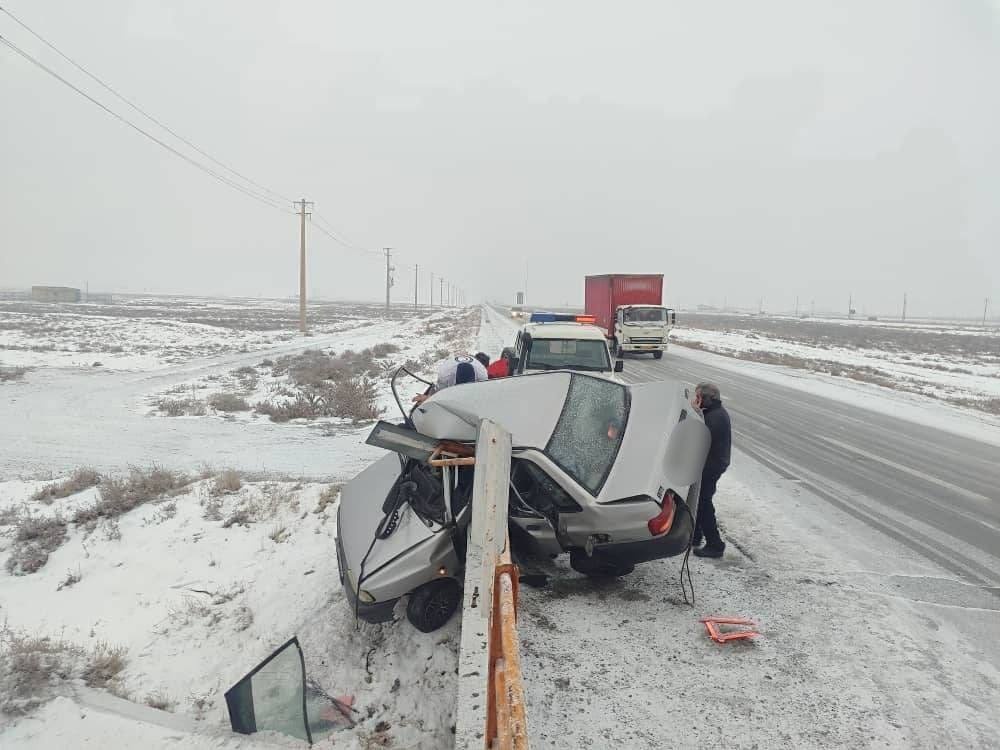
[691, 382, 732, 558]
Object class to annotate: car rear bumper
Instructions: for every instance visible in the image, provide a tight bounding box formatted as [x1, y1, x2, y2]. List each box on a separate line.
[592, 514, 693, 565]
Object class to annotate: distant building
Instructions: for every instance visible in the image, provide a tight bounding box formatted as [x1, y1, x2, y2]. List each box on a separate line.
[31, 286, 81, 303]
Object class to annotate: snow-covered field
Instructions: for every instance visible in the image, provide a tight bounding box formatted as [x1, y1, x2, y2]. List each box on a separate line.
[3, 301, 997, 749]
[0, 474, 460, 749]
[0, 296, 407, 371]
[1, 297, 481, 748]
[671, 312, 1000, 413]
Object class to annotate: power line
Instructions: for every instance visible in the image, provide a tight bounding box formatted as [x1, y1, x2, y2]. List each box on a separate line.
[0, 4, 293, 206]
[0, 34, 292, 214]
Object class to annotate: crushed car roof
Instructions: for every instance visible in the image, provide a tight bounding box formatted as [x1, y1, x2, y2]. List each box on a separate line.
[411, 372, 708, 503]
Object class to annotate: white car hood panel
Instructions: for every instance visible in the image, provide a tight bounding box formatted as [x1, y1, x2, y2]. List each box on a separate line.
[411, 372, 571, 447]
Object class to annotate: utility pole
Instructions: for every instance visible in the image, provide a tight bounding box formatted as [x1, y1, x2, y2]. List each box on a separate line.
[414, 264, 419, 310]
[848, 294, 853, 318]
[902, 291, 907, 322]
[430, 272, 434, 306]
[383, 248, 394, 312]
[295, 198, 313, 333]
[984, 298, 991, 327]
[795, 296, 799, 317]
[440, 277, 445, 308]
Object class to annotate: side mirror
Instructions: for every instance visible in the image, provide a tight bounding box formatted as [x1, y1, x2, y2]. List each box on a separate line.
[614, 360, 624, 373]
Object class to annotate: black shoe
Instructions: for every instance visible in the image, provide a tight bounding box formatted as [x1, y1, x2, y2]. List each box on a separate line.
[693, 543, 725, 558]
[691, 537, 703, 549]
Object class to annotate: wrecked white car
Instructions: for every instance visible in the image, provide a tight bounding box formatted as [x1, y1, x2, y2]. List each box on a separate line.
[336, 370, 710, 632]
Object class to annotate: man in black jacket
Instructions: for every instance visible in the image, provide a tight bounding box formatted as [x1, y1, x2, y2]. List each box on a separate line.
[692, 382, 732, 558]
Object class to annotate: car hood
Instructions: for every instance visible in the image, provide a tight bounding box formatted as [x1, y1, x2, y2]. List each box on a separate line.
[411, 371, 572, 447]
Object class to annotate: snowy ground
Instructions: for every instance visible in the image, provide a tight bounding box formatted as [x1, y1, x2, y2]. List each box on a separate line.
[478, 305, 1000, 748]
[0, 299, 481, 748]
[4, 303, 997, 749]
[0, 296, 409, 371]
[0, 302, 477, 479]
[0, 475, 459, 750]
[671, 312, 1000, 413]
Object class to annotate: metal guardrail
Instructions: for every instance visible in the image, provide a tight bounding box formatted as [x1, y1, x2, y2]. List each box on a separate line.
[455, 419, 529, 750]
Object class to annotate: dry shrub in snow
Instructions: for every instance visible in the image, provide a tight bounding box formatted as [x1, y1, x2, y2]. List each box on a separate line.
[207, 392, 250, 412]
[330, 376, 383, 423]
[268, 524, 290, 543]
[144, 691, 175, 712]
[212, 469, 242, 496]
[314, 484, 342, 514]
[73, 466, 190, 525]
[81, 643, 128, 689]
[0, 365, 28, 382]
[156, 397, 206, 417]
[5, 512, 68, 575]
[30, 467, 100, 504]
[0, 628, 127, 715]
[57, 567, 82, 591]
[370, 342, 400, 358]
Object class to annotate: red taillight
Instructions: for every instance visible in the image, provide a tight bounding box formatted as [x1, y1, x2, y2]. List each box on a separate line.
[647, 491, 676, 536]
[575, 315, 596, 323]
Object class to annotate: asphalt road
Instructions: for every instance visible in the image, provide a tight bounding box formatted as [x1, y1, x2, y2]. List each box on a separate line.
[619, 350, 1000, 589]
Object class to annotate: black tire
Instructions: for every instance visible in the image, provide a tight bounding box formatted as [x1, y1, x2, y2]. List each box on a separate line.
[652, 350, 663, 360]
[406, 579, 462, 632]
[569, 550, 635, 578]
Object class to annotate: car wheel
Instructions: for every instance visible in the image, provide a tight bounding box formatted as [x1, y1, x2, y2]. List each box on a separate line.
[569, 550, 635, 578]
[406, 579, 462, 632]
[652, 350, 663, 360]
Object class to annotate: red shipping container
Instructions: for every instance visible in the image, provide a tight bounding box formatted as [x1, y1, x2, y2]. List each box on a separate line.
[584, 274, 663, 338]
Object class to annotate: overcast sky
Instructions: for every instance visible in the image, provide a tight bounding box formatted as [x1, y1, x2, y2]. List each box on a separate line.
[1, 1, 998, 317]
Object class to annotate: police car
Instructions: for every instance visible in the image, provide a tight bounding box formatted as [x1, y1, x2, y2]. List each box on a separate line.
[511, 312, 623, 379]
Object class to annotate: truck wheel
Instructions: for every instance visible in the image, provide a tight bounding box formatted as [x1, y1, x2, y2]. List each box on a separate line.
[406, 579, 462, 632]
[653, 351, 663, 360]
[569, 550, 634, 578]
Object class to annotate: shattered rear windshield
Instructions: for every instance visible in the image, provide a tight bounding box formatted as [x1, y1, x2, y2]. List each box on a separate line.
[545, 375, 628, 494]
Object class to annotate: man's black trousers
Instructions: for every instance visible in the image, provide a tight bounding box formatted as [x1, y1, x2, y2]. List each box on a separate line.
[694, 470, 725, 547]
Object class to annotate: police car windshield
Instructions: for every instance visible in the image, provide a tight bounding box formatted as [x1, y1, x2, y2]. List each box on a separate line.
[526, 339, 610, 372]
[546, 375, 628, 494]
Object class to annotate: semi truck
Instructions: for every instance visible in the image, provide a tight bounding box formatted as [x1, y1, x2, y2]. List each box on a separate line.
[584, 274, 675, 358]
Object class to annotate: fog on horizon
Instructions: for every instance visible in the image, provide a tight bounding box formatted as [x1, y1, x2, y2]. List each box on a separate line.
[1, 0, 998, 319]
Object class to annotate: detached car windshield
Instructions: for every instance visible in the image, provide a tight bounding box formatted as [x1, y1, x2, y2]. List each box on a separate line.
[526, 338, 610, 372]
[624, 308, 666, 323]
[546, 375, 628, 494]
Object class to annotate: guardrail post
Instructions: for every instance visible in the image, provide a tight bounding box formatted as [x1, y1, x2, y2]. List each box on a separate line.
[455, 419, 523, 749]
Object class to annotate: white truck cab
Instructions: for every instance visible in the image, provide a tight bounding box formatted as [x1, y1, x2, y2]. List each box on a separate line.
[512, 313, 623, 380]
[613, 304, 675, 359]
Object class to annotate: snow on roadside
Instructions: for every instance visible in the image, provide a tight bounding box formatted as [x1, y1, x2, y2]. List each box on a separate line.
[671, 321, 1000, 407]
[1, 304, 484, 748]
[517, 457, 1000, 748]
[0, 473, 459, 749]
[671, 344, 1000, 448]
[479, 305, 1000, 746]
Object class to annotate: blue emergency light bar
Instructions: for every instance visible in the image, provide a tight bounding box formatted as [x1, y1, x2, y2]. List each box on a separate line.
[529, 312, 596, 324]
